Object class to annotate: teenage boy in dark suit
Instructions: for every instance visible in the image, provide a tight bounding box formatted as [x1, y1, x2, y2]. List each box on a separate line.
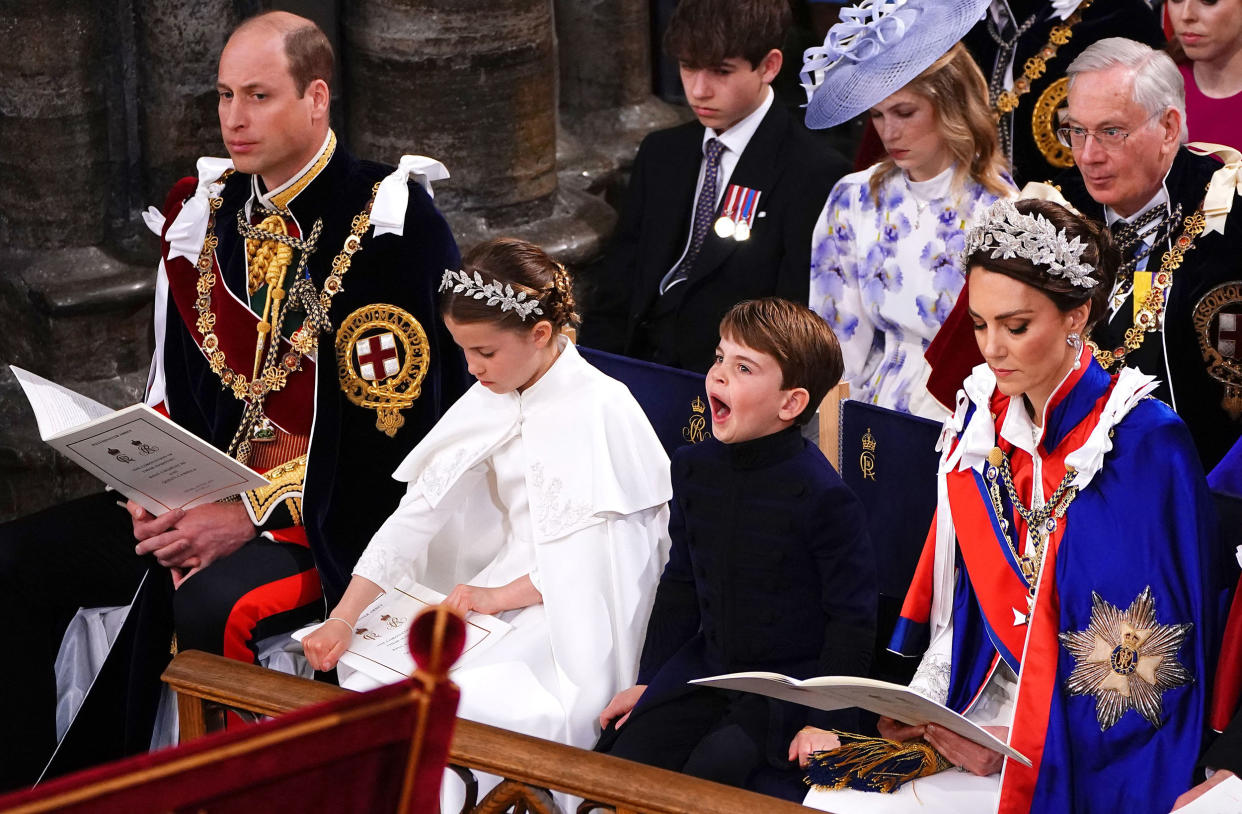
[580, 0, 848, 374]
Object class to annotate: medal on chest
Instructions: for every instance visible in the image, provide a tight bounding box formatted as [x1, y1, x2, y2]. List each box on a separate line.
[713, 184, 761, 241]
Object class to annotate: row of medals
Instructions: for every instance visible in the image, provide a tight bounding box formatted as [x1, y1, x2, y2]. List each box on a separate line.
[714, 215, 751, 242]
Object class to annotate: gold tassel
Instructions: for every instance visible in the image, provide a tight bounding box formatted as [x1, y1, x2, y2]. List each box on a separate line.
[805, 731, 952, 794]
[246, 214, 292, 294]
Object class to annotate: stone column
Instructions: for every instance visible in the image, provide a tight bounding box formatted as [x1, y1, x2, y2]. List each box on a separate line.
[343, 0, 614, 264]
[554, 0, 686, 197]
[0, 0, 155, 519]
[133, 0, 235, 204]
[0, 0, 111, 249]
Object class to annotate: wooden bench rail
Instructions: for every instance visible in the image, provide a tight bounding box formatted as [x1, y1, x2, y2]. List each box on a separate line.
[818, 381, 849, 471]
[162, 651, 812, 814]
[162, 649, 347, 739]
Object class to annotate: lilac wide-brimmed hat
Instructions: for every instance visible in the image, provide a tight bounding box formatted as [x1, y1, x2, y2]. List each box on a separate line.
[801, 0, 991, 130]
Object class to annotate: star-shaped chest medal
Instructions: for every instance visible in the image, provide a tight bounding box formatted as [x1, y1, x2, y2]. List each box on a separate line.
[1058, 586, 1193, 730]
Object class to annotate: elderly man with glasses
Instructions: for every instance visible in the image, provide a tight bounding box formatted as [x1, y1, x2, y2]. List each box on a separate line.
[1053, 36, 1242, 471]
[928, 36, 1242, 471]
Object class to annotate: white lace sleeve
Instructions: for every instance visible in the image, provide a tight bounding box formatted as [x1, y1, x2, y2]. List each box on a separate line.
[907, 616, 954, 705]
[352, 462, 487, 591]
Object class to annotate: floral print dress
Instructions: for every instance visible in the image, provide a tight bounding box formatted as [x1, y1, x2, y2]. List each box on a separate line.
[810, 164, 1012, 419]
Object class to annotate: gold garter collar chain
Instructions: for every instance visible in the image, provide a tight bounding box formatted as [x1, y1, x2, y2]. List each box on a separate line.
[191, 171, 381, 461]
[1090, 196, 1209, 371]
[988, 0, 1093, 162]
[992, 0, 1093, 116]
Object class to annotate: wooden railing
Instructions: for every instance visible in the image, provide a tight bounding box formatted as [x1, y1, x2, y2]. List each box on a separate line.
[818, 382, 849, 471]
[162, 651, 813, 814]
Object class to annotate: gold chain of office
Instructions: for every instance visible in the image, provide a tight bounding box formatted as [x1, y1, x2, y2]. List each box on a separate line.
[993, 0, 1093, 116]
[190, 173, 379, 459]
[1089, 205, 1208, 372]
[984, 446, 1079, 594]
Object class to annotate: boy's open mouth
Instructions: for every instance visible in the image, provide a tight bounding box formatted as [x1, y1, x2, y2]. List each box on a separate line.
[709, 395, 730, 422]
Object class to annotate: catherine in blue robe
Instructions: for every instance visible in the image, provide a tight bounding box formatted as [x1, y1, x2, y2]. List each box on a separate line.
[892, 348, 1219, 814]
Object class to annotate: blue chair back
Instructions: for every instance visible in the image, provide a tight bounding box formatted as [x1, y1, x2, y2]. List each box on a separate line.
[579, 346, 710, 458]
[838, 401, 941, 600]
[838, 400, 941, 685]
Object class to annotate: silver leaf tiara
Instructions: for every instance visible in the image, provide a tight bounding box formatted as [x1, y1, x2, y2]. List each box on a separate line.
[439, 268, 545, 321]
[964, 199, 1098, 289]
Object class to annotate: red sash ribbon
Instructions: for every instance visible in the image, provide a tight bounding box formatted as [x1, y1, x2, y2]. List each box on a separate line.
[161, 184, 315, 435]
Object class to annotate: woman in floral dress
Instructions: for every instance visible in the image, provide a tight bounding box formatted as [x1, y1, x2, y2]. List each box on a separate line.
[809, 43, 1014, 418]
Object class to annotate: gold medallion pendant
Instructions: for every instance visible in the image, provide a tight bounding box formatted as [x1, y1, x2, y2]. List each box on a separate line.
[1032, 77, 1074, 169]
[1193, 282, 1242, 419]
[336, 304, 430, 437]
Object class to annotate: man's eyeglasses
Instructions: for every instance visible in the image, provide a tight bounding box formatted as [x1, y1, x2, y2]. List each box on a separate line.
[1056, 111, 1162, 151]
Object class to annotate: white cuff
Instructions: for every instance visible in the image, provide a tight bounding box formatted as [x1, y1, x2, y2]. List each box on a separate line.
[141, 206, 166, 236]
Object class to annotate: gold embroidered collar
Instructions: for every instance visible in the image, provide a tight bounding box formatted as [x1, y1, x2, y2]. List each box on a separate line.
[253, 130, 337, 213]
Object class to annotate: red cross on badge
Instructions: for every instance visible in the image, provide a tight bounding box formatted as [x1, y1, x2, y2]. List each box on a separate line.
[355, 333, 400, 381]
[1220, 313, 1241, 359]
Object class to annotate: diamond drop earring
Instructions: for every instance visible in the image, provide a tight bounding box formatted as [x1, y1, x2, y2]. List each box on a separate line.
[1067, 332, 1083, 370]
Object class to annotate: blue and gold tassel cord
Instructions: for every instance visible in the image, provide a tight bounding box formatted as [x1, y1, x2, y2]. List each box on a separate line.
[805, 731, 952, 793]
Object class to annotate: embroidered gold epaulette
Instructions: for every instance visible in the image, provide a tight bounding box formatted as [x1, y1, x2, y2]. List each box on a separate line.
[244, 454, 307, 525]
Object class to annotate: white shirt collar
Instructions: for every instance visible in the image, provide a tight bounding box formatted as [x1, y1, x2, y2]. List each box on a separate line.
[905, 164, 956, 203]
[702, 86, 773, 157]
[998, 393, 1043, 455]
[1103, 164, 1174, 231]
[513, 334, 575, 406]
[251, 129, 335, 209]
[988, 1, 1063, 27]
[997, 355, 1080, 453]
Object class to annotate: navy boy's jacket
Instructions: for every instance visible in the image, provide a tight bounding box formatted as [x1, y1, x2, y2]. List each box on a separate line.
[636, 426, 877, 737]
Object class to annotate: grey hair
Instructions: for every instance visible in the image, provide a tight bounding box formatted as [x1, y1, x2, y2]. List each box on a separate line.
[1067, 37, 1188, 144]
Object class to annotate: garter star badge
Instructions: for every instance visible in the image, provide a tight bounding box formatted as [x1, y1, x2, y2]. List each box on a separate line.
[1059, 587, 1193, 731]
[336, 304, 429, 437]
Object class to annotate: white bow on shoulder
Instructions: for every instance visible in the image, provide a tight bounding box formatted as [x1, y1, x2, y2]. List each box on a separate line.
[370, 155, 451, 239]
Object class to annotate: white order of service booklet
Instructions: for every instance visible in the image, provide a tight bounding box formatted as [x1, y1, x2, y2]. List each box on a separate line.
[1175, 773, 1242, 813]
[691, 671, 1030, 766]
[293, 577, 512, 683]
[12, 366, 270, 516]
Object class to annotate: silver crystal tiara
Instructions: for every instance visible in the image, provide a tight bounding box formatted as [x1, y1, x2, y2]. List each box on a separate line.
[964, 199, 1098, 289]
[439, 268, 545, 321]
